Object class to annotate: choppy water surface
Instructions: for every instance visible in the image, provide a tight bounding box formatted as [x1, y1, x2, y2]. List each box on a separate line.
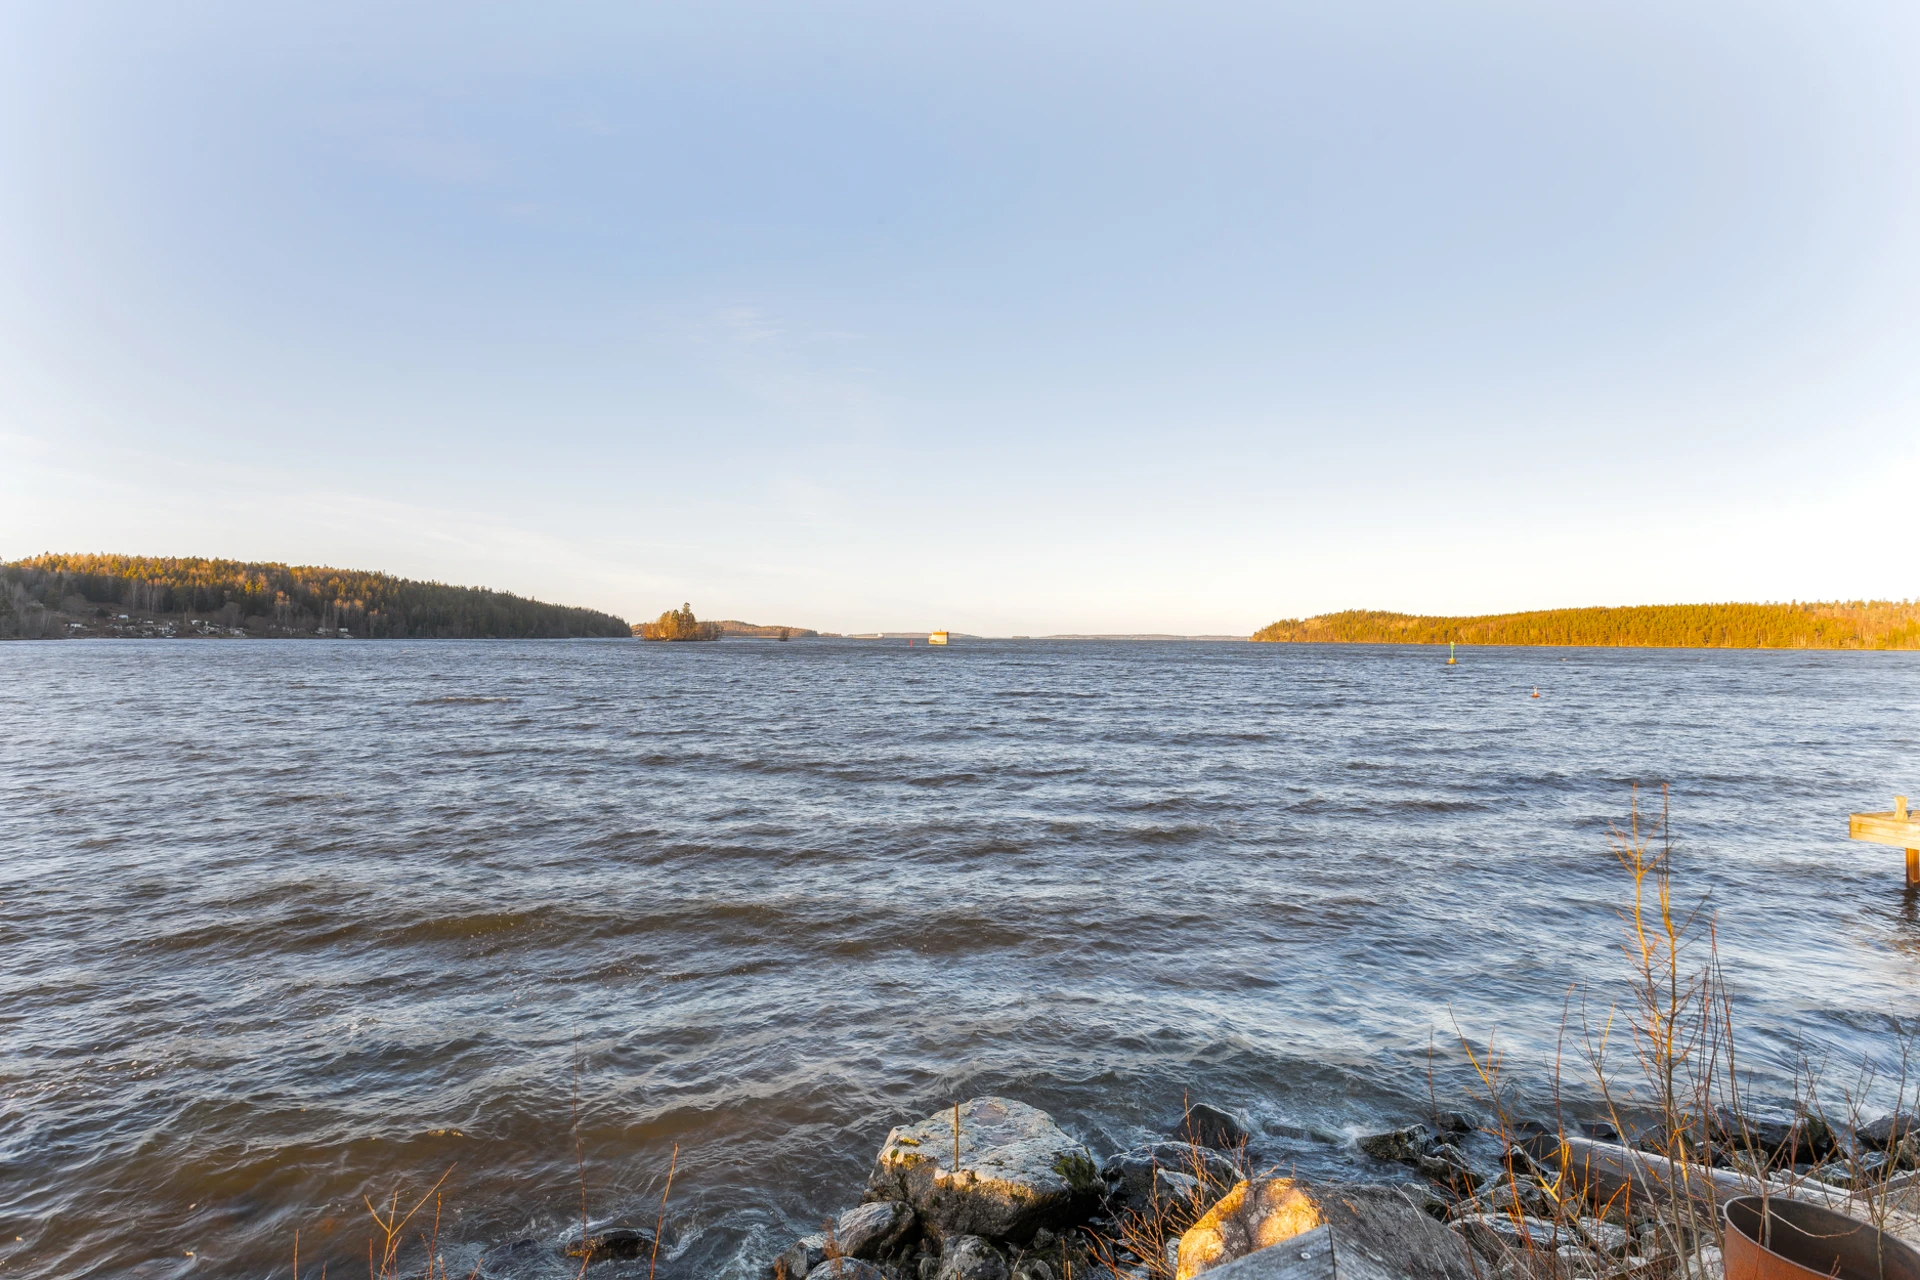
[3, 639, 1918, 1277]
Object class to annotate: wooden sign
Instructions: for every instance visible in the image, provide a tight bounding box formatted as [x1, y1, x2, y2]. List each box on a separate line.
[1851, 796, 1920, 885]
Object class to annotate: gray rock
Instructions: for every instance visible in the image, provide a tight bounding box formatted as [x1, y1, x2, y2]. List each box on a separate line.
[1478, 1176, 1554, 1220]
[1011, 1262, 1055, 1280]
[867, 1098, 1100, 1242]
[1395, 1181, 1450, 1222]
[1103, 1142, 1239, 1214]
[1859, 1114, 1920, 1151]
[565, 1227, 657, 1264]
[1553, 1243, 1605, 1277]
[798, 1262, 889, 1280]
[1498, 1144, 1546, 1183]
[934, 1236, 1009, 1280]
[1310, 1183, 1476, 1280]
[1711, 1107, 1834, 1160]
[1182, 1104, 1252, 1151]
[1414, 1144, 1482, 1191]
[774, 1205, 917, 1279]
[1158, 1170, 1204, 1207]
[1186, 1224, 1396, 1280]
[774, 1236, 828, 1279]
[1575, 1216, 1631, 1256]
[1357, 1125, 1431, 1165]
[838, 1201, 917, 1260]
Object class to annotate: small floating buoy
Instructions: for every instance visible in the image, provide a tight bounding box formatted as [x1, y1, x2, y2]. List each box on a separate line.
[1531, 687, 1540, 698]
[1446, 641, 1457, 665]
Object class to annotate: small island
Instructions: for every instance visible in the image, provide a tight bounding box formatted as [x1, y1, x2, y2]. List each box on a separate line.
[633, 605, 818, 641]
[635, 603, 723, 641]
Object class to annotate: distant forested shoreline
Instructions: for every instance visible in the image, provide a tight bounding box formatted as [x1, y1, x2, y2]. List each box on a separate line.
[1252, 602, 1920, 650]
[0, 554, 630, 640]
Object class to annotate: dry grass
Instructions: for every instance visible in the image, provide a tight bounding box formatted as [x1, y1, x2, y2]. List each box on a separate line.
[1447, 786, 1918, 1279]
[1083, 1120, 1257, 1280]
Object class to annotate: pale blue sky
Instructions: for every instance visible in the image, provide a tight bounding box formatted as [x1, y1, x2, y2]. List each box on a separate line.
[3, 2, 1916, 633]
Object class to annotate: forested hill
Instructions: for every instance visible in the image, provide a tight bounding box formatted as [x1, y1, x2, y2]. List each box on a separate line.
[0, 554, 630, 639]
[1251, 602, 1920, 650]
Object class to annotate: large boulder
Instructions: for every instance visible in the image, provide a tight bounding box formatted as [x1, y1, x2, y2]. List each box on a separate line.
[1174, 1179, 1323, 1279]
[866, 1098, 1099, 1243]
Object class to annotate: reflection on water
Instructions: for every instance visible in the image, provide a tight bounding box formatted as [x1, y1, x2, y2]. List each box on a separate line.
[0, 639, 1916, 1277]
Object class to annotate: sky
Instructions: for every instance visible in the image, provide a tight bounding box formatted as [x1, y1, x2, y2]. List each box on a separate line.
[2, 1, 1917, 635]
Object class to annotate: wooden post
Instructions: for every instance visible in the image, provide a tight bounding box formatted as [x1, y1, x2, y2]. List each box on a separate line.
[1850, 795, 1920, 886]
[1904, 796, 1918, 887]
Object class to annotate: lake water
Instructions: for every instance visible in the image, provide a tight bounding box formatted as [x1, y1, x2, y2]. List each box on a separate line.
[3, 638, 1917, 1278]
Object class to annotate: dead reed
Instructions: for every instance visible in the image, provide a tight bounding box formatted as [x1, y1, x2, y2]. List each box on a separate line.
[1448, 786, 1918, 1279]
[1084, 1119, 1257, 1279]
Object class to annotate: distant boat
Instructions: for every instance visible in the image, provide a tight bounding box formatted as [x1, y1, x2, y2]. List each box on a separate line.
[928, 631, 949, 646]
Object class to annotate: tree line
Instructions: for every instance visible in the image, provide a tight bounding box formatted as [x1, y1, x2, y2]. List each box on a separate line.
[0, 553, 631, 639]
[1250, 601, 1920, 650]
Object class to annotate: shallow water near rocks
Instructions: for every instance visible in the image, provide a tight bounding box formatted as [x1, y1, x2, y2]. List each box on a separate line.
[2, 638, 1917, 1278]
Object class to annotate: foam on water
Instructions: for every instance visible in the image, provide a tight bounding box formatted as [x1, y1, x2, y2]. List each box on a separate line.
[1, 639, 1917, 1277]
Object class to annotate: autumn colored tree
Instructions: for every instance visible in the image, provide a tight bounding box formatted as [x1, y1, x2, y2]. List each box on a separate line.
[635, 603, 722, 641]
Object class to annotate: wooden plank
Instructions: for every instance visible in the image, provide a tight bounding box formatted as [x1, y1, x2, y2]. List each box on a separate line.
[1849, 811, 1920, 848]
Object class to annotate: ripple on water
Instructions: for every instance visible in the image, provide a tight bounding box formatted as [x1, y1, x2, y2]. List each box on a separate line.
[0, 638, 1917, 1277]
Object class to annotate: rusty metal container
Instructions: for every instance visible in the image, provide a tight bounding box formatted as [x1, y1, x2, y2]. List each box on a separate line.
[1723, 1195, 1920, 1280]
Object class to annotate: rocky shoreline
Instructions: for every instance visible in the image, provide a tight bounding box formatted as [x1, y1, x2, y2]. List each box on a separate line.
[473, 1094, 1920, 1279]
[460, 1090, 1920, 1280]
[736, 1097, 1488, 1280]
